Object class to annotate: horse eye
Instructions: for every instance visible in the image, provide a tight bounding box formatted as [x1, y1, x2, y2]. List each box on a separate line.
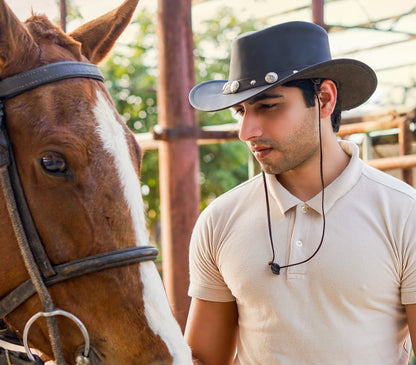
[40, 153, 68, 174]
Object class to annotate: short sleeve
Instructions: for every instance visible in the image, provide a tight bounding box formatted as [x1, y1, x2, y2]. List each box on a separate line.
[400, 203, 416, 305]
[188, 207, 235, 302]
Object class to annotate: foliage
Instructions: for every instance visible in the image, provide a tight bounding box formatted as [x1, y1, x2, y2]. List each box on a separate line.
[98, 6, 265, 241]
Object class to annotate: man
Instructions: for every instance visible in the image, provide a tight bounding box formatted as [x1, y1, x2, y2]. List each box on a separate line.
[185, 21, 416, 364]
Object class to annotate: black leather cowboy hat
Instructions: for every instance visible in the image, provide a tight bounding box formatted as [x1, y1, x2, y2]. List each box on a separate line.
[189, 21, 377, 112]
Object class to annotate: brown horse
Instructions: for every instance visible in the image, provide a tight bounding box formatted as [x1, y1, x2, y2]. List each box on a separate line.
[0, 0, 192, 364]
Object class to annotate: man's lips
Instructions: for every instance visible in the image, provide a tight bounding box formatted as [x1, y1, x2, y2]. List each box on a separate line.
[251, 146, 273, 160]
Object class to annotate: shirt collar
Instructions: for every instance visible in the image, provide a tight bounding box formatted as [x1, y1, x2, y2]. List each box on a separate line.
[265, 140, 363, 215]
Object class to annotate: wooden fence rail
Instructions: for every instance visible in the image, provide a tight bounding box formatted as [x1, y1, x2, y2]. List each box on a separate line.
[338, 109, 415, 186]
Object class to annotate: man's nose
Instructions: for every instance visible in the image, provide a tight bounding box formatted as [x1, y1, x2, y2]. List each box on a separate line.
[238, 112, 263, 142]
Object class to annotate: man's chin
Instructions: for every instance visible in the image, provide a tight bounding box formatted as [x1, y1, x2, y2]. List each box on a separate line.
[259, 164, 277, 175]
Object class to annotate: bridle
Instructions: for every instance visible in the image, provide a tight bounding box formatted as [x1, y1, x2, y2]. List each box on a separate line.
[0, 61, 159, 365]
[0, 61, 159, 364]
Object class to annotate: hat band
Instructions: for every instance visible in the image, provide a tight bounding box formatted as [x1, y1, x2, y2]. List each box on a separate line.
[222, 68, 301, 95]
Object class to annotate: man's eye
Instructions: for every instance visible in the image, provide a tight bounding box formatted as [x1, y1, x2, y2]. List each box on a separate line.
[232, 107, 244, 116]
[261, 103, 278, 109]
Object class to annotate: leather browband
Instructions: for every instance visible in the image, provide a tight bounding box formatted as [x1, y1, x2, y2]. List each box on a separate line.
[0, 61, 104, 100]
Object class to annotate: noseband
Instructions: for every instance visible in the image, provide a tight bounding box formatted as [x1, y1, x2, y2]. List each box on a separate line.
[0, 62, 158, 364]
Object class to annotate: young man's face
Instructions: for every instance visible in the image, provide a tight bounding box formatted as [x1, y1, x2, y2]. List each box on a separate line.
[232, 85, 321, 175]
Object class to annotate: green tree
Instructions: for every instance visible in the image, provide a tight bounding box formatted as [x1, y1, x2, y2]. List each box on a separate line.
[101, 6, 265, 242]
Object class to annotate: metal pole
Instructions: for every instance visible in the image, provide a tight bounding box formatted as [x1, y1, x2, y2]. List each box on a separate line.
[157, 0, 200, 330]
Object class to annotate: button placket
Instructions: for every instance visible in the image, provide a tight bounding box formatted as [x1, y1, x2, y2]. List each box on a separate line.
[287, 204, 312, 276]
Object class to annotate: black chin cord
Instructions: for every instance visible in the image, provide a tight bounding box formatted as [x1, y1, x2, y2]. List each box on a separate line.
[265, 89, 326, 275]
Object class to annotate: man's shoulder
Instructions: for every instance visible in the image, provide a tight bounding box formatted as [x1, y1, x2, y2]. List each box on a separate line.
[361, 163, 416, 201]
[206, 173, 264, 211]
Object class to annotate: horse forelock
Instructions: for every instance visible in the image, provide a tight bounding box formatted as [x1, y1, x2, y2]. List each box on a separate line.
[24, 14, 82, 61]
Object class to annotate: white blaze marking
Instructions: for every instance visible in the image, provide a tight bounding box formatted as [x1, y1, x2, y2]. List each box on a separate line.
[93, 90, 148, 247]
[93, 90, 192, 364]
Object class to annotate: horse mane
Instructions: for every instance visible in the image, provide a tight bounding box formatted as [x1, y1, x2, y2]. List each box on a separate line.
[24, 14, 82, 61]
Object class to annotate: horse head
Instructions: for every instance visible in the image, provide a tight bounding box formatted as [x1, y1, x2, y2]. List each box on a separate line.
[0, 0, 192, 363]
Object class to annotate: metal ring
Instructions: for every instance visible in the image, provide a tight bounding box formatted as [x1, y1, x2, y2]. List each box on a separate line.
[23, 309, 90, 362]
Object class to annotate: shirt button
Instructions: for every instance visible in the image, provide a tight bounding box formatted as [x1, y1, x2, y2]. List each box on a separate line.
[301, 205, 308, 213]
[295, 240, 303, 247]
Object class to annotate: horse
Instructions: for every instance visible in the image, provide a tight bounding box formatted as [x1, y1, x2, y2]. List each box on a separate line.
[0, 0, 192, 363]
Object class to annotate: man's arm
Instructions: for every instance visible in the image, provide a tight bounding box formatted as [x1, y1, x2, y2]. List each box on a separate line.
[185, 298, 238, 365]
[406, 304, 416, 349]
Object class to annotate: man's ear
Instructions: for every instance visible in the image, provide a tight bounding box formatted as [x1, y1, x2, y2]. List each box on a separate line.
[318, 79, 337, 119]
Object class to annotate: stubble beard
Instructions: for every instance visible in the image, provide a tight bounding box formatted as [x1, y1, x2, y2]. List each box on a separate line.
[254, 132, 321, 176]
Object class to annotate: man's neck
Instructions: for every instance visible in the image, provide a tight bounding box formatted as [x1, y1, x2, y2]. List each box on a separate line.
[276, 138, 350, 202]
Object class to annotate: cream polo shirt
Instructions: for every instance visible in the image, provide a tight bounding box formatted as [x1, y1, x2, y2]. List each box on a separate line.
[188, 141, 416, 365]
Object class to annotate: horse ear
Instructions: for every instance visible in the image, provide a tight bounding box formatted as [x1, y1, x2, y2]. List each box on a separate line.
[0, 0, 37, 74]
[69, 0, 139, 64]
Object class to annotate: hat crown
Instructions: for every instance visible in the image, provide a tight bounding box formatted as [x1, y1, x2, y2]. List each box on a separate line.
[229, 21, 331, 82]
[189, 21, 377, 112]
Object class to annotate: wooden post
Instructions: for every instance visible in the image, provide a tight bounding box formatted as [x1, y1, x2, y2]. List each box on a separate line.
[312, 0, 325, 29]
[60, 0, 67, 32]
[157, 0, 200, 330]
[399, 116, 413, 185]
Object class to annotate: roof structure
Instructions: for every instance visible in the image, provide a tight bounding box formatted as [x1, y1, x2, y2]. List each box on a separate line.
[191, 0, 416, 116]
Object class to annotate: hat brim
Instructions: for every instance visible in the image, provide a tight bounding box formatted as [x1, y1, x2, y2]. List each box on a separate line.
[189, 59, 377, 112]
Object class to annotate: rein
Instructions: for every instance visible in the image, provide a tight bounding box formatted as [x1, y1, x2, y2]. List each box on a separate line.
[0, 62, 159, 364]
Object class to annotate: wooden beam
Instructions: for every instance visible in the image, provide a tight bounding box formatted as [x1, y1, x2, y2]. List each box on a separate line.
[312, 0, 325, 29]
[337, 118, 404, 136]
[157, 0, 199, 330]
[366, 154, 416, 171]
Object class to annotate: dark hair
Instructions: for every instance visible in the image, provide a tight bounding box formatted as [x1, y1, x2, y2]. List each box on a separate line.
[283, 79, 342, 132]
